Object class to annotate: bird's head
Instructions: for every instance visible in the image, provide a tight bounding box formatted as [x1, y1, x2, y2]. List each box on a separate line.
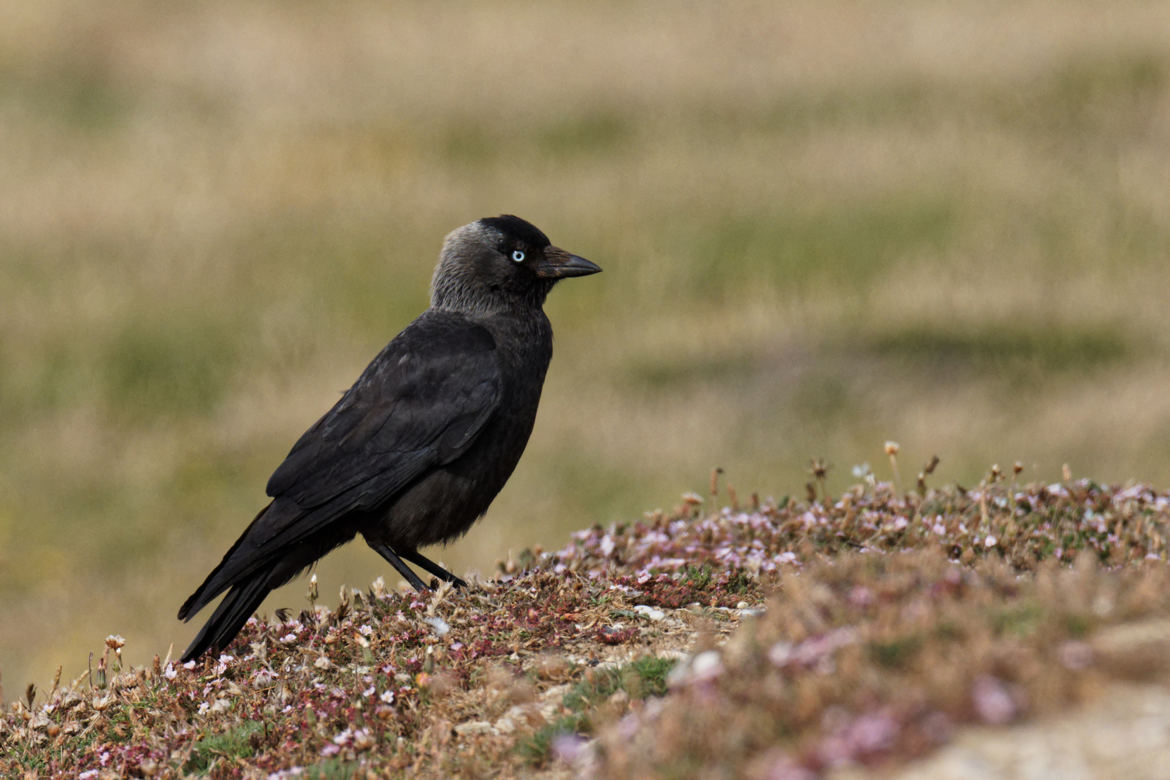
[431, 215, 601, 313]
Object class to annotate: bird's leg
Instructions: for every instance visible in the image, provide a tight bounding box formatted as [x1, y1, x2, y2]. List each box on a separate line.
[400, 549, 468, 588]
[368, 541, 430, 592]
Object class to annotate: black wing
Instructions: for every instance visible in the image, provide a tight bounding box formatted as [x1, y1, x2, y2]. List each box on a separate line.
[262, 311, 501, 528]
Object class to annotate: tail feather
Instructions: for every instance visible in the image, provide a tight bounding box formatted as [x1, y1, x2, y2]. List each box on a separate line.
[179, 502, 277, 622]
[179, 501, 363, 661]
[180, 573, 272, 662]
[179, 499, 356, 622]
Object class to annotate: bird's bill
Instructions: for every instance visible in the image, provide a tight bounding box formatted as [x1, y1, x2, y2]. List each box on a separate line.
[536, 247, 602, 278]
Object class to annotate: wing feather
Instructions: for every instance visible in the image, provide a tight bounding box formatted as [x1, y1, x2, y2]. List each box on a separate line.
[265, 312, 501, 513]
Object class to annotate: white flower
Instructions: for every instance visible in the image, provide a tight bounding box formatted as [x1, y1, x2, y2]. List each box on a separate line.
[599, 535, 616, 556]
[424, 616, 450, 636]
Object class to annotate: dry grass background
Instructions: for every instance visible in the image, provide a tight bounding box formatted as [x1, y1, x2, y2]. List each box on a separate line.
[3, 0, 1170, 698]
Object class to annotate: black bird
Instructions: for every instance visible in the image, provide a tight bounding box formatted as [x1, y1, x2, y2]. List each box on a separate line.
[178, 215, 600, 661]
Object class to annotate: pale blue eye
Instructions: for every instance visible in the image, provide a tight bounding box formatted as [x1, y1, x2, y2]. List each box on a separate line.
[511, 250, 525, 263]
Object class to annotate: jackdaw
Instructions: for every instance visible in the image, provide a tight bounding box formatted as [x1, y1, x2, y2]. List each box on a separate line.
[178, 215, 600, 661]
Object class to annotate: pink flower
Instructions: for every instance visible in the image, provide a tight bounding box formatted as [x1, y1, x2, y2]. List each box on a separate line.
[551, 733, 587, 763]
[972, 675, 1017, 724]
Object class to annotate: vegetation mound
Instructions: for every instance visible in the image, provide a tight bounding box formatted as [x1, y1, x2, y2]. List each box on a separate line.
[5, 470, 1170, 777]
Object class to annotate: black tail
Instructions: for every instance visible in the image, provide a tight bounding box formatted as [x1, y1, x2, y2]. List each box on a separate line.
[179, 499, 360, 661]
[179, 502, 277, 623]
[178, 500, 295, 662]
[180, 572, 273, 662]
[179, 532, 323, 661]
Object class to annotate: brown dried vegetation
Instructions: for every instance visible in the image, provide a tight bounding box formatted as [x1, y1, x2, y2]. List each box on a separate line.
[4, 473, 1170, 777]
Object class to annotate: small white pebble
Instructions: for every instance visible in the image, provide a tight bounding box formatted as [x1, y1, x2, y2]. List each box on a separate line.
[735, 601, 749, 609]
[633, 605, 665, 621]
[494, 704, 529, 735]
[691, 650, 723, 682]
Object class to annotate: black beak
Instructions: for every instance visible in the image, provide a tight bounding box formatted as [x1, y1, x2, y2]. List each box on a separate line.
[536, 247, 602, 279]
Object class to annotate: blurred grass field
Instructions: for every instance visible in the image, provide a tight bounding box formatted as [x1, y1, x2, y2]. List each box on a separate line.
[3, 0, 1170, 697]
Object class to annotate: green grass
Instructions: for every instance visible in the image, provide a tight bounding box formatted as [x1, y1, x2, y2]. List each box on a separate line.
[102, 314, 243, 420]
[0, 61, 134, 132]
[184, 720, 265, 774]
[681, 194, 958, 296]
[302, 758, 365, 779]
[520, 655, 677, 766]
[517, 713, 591, 767]
[560, 656, 673, 712]
[868, 634, 926, 671]
[861, 323, 1132, 374]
